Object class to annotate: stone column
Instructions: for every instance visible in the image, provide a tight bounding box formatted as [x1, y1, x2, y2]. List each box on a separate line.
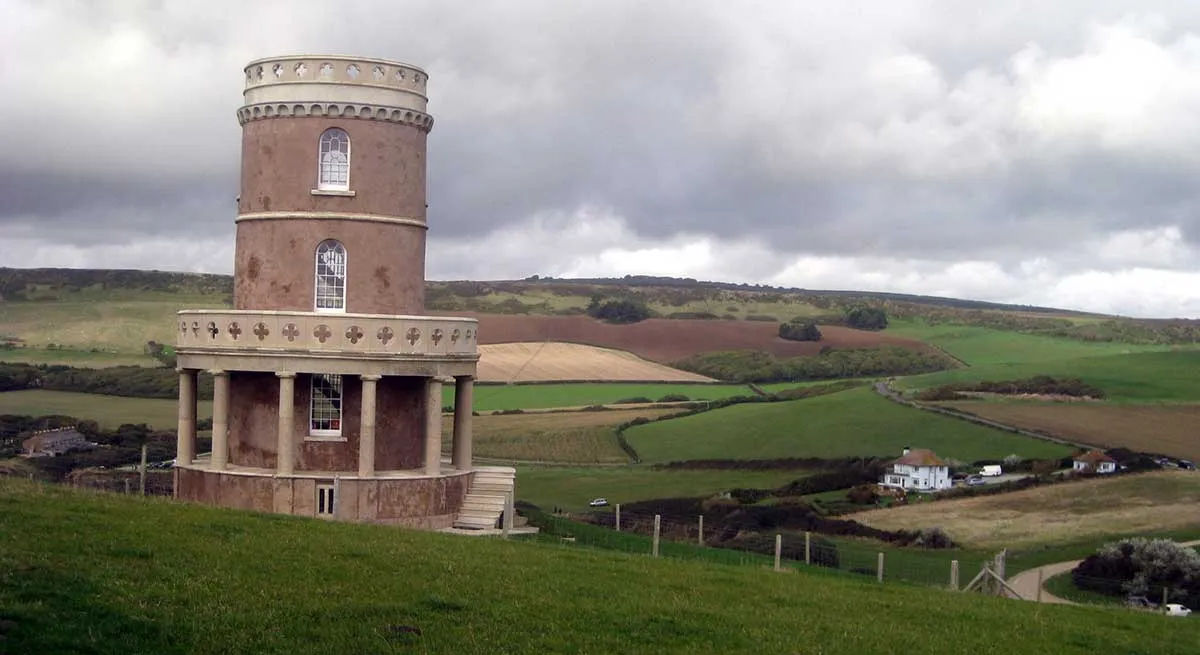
[424, 377, 443, 475]
[276, 372, 296, 475]
[358, 375, 380, 477]
[452, 376, 474, 470]
[210, 369, 230, 471]
[176, 368, 197, 466]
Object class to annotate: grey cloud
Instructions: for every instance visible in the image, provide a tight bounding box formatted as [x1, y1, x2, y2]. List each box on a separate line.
[6, 0, 1200, 316]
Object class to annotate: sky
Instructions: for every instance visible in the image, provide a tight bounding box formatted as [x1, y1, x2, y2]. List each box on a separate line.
[5, 1, 1200, 318]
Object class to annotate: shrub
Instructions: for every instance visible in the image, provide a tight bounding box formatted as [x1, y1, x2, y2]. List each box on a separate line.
[844, 306, 888, 331]
[1073, 538, 1200, 605]
[845, 484, 879, 505]
[656, 393, 690, 402]
[613, 396, 654, 405]
[586, 297, 652, 324]
[779, 320, 822, 342]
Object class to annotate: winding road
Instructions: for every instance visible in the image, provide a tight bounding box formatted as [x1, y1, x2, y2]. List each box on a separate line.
[1008, 540, 1200, 604]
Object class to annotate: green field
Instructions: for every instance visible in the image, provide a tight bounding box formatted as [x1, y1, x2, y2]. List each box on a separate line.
[0, 390, 210, 429]
[0, 348, 157, 367]
[4, 480, 1197, 654]
[449, 382, 754, 411]
[515, 466, 809, 511]
[896, 350, 1200, 403]
[886, 320, 1171, 366]
[625, 387, 1074, 464]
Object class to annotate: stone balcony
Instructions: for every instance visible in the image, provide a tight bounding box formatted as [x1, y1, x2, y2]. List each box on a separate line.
[175, 310, 479, 377]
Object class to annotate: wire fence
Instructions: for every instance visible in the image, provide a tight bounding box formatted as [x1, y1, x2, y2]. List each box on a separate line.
[525, 506, 996, 591]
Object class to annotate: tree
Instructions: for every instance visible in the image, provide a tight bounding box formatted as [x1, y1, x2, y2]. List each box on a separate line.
[778, 319, 822, 342]
[844, 306, 888, 331]
[586, 298, 652, 324]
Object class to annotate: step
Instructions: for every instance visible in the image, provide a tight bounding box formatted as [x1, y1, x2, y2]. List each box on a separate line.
[473, 475, 515, 485]
[462, 500, 505, 513]
[471, 480, 513, 490]
[454, 516, 499, 529]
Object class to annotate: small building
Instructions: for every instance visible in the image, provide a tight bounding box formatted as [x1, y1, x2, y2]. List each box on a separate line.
[22, 428, 92, 457]
[1073, 450, 1117, 474]
[880, 447, 952, 492]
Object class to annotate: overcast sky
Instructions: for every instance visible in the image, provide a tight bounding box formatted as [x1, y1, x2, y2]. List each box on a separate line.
[6, 1, 1200, 317]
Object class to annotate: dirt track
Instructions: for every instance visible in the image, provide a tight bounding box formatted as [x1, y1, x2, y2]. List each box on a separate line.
[1009, 540, 1200, 604]
[435, 313, 933, 362]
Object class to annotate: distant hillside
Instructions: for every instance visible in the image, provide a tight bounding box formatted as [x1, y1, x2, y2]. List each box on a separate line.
[4, 267, 1200, 346]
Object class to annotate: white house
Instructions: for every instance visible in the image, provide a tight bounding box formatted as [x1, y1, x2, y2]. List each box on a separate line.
[880, 447, 952, 492]
[1073, 450, 1117, 474]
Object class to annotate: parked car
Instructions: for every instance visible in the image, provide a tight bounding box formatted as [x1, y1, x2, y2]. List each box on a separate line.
[1178, 460, 1196, 471]
[588, 498, 609, 507]
[1166, 603, 1192, 617]
[1126, 595, 1156, 610]
[966, 475, 985, 486]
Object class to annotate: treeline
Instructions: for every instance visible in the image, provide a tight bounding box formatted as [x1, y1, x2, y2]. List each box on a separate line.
[674, 347, 955, 383]
[913, 376, 1106, 401]
[0, 363, 213, 400]
[0, 267, 232, 301]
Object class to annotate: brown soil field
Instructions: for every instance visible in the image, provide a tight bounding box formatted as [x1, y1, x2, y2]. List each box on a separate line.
[440, 407, 680, 464]
[941, 401, 1200, 461]
[476, 342, 714, 383]
[853, 471, 1200, 549]
[436, 313, 931, 362]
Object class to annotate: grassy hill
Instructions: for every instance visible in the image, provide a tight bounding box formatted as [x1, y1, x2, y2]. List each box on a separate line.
[897, 351, 1200, 403]
[624, 386, 1073, 464]
[3, 479, 1198, 654]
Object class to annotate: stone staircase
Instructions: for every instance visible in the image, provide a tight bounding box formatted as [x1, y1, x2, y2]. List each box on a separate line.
[453, 466, 516, 530]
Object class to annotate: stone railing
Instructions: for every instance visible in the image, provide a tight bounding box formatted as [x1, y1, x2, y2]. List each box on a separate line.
[244, 55, 427, 94]
[177, 310, 477, 358]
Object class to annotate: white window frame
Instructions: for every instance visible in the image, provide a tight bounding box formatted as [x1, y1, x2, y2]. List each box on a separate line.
[317, 128, 350, 191]
[316, 484, 336, 516]
[314, 240, 347, 313]
[309, 374, 344, 438]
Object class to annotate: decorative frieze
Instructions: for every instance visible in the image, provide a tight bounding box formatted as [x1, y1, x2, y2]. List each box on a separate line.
[177, 310, 477, 358]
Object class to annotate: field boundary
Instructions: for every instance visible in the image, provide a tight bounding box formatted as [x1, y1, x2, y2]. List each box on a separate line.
[872, 381, 1092, 452]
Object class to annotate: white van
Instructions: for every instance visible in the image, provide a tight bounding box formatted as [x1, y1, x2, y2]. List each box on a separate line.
[980, 465, 1003, 477]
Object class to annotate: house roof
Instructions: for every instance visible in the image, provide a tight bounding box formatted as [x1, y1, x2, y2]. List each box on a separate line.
[1075, 449, 1116, 465]
[892, 448, 946, 467]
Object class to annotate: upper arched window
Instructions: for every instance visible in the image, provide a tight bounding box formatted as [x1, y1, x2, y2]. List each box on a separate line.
[318, 128, 350, 191]
[315, 240, 347, 312]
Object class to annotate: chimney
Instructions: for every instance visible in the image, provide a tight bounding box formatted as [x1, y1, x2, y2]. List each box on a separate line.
[902, 446, 910, 456]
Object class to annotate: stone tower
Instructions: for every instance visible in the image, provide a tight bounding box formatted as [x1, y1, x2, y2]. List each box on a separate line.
[173, 55, 504, 529]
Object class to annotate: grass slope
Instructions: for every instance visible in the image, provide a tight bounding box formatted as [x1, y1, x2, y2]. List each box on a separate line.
[625, 387, 1073, 464]
[448, 382, 752, 412]
[3, 480, 1197, 654]
[897, 351, 1200, 402]
[0, 389, 212, 429]
[885, 320, 1170, 366]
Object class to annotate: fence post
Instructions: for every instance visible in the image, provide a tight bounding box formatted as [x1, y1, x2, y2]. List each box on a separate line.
[1162, 587, 1169, 614]
[698, 515, 704, 546]
[774, 534, 782, 572]
[804, 531, 811, 565]
[652, 514, 661, 557]
[950, 560, 959, 591]
[877, 552, 885, 583]
[1035, 567, 1044, 603]
[615, 504, 621, 532]
[123, 478, 130, 495]
[139, 442, 148, 496]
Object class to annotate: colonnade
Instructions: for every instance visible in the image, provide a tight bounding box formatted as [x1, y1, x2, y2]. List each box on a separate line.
[175, 369, 474, 476]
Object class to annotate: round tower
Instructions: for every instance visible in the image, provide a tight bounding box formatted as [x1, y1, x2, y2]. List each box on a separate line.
[234, 55, 433, 314]
[173, 56, 499, 531]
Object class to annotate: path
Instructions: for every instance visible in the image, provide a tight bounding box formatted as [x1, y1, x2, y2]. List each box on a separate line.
[1009, 540, 1200, 605]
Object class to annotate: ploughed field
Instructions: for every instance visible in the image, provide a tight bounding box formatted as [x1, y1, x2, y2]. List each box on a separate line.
[440, 313, 933, 363]
[852, 471, 1200, 549]
[475, 342, 714, 383]
[938, 400, 1200, 462]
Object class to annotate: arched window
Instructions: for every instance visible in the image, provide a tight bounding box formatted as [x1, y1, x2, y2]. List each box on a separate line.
[315, 240, 347, 312]
[318, 128, 350, 190]
[310, 374, 343, 437]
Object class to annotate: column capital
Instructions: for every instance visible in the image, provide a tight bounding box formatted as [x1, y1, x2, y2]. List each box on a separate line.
[275, 371, 296, 379]
[361, 374, 382, 382]
[454, 374, 476, 382]
[207, 369, 228, 377]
